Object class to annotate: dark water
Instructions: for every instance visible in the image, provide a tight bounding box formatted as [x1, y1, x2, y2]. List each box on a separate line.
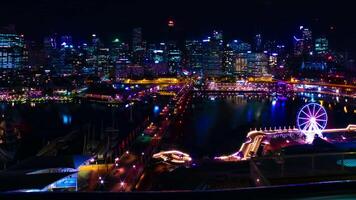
[0, 97, 168, 160]
[180, 93, 356, 158]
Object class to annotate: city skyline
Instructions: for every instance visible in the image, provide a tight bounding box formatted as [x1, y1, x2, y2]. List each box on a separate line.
[0, 1, 355, 198]
[1, 0, 355, 51]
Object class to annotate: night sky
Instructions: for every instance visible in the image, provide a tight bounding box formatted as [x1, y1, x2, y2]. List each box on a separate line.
[1, 0, 355, 50]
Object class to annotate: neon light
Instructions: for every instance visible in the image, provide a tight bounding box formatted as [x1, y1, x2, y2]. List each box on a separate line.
[153, 150, 192, 164]
[297, 103, 328, 143]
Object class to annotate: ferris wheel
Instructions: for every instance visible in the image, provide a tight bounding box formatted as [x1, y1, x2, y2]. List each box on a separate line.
[297, 103, 328, 143]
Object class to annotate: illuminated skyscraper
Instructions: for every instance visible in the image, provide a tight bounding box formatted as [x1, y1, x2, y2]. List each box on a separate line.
[44, 34, 63, 72]
[293, 26, 313, 56]
[222, 47, 234, 74]
[228, 40, 252, 53]
[247, 53, 268, 77]
[110, 38, 131, 69]
[132, 27, 143, 51]
[202, 31, 223, 76]
[166, 42, 181, 74]
[254, 34, 262, 52]
[185, 40, 203, 70]
[235, 53, 248, 75]
[302, 28, 313, 53]
[315, 37, 328, 55]
[0, 32, 25, 69]
[293, 36, 304, 56]
[132, 27, 145, 65]
[60, 35, 73, 46]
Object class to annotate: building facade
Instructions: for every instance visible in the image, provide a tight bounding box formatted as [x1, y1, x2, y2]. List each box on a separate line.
[0, 33, 26, 69]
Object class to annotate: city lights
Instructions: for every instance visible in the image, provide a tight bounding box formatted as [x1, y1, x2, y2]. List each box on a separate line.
[0, 0, 355, 197]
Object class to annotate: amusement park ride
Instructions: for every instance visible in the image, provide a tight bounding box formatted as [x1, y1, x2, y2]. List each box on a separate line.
[152, 103, 355, 164]
[297, 103, 328, 144]
[215, 103, 356, 162]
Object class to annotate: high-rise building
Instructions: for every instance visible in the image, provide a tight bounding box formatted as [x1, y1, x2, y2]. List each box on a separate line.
[235, 53, 248, 75]
[110, 38, 131, 69]
[185, 40, 203, 71]
[27, 40, 46, 68]
[228, 40, 252, 53]
[0, 33, 26, 69]
[60, 35, 73, 46]
[315, 37, 328, 55]
[293, 26, 313, 56]
[213, 30, 223, 40]
[302, 28, 313, 53]
[263, 40, 277, 54]
[166, 42, 181, 74]
[132, 27, 143, 52]
[202, 31, 224, 76]
[293, 36, 304, 56]
[246, 53, 268, 77]
[222, 47, 234, 74]
[44, 34, 61, 69]
[144, 42, 169, 76]
[254, 34, 262, 52]
[131, 28, 145, 66]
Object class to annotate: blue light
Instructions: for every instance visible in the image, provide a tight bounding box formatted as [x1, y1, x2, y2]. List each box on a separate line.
[62, 114, 72, 125]
[154, 106, 160, 113]
[272, 100, 277, 106]
[337, 159, 356, 167]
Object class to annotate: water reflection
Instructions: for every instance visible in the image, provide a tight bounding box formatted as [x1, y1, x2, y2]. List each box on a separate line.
[180, 93, 355, 157]
[62, 114, 72, 125]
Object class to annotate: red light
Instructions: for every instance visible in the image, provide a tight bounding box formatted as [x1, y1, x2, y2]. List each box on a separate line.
[327, 56, 333, 61]
[168, 20, 175, 27]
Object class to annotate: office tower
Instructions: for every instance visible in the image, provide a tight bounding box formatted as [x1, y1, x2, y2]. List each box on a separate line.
[202, 31, 223, 76]
[315, 37, 328, 55]
[235, 53, 248, 75]
[254, 34, 262, 52]
[166, 42, 181, 74]
[185, 40, 203, 70]
[222, 46, 234, 74]
[302, 28, 313, 53]
[60, 35, 73, 46]
[247, 53, 268, 77]
[132, 28, 145, 65]
[110, 38, 131, 70]
[0, 31, 26, 69]
[293, 26, 313, 56]
[132, 27, 143, 52]
[228, 40, 252, 53]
